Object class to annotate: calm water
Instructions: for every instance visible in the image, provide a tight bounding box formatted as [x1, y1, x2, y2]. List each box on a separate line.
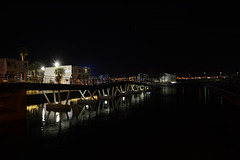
[1, 83, 240, 159]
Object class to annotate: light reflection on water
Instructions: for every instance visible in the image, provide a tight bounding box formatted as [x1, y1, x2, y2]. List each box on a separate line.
[27, 85, 220, 138]
[26, 84, 226, 138]
[27, 91, 151, 137]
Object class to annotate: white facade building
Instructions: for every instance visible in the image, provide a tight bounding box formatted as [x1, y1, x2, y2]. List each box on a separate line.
[160, 73, 177, 83]
[44, 65, 72, 84]
[136, 72, 176, 84]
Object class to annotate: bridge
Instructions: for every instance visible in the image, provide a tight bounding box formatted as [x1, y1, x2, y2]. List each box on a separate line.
[0, 81, 155, 123]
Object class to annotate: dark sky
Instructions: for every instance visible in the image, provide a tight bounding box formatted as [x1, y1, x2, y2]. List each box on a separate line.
[1, 2, 240, 76]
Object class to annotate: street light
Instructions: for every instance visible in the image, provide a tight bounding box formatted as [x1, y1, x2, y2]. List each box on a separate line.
[41, 66, 45, 70]
[54, 61, 60, 67]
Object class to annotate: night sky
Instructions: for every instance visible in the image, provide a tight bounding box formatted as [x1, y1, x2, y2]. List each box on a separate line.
[1, 2, 240, 76]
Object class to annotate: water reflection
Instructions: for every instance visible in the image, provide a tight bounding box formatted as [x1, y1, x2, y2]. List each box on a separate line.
[26, 84, 226, 139]
[157, 85, 177, 105]
[3, 84, 237, 159]
[27, 92, 150, 137]
[179, 84, 224, 106]
[161, 85, 177, 96]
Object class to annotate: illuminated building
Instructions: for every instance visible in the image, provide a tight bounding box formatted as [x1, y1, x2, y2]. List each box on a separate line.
[44, 65, 72, 84]
[160, 73, 177, 83]
[43, 65, 91, 84]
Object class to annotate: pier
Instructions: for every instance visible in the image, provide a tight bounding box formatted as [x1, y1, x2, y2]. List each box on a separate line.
[0, 81, 152, 122]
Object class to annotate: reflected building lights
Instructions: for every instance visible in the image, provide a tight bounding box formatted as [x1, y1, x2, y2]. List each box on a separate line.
[26, 91, 150, 137]
[104, 101, 108, 105]
[27, 105, 39, 112]
[204, 86, 207, 104]
[56, 112, 60, 122]
[42, 107, 45, 122]
[140, 92, 144, 100]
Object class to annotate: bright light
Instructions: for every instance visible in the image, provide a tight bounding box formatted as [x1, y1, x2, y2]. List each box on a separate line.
[86, 105, 89, 109]
[42, 107, 45, 122]
[41, 66, 45, 70]
[104, 101, 108, 105]
[56, 112, 60, 122]
[54, 61, 60, 67]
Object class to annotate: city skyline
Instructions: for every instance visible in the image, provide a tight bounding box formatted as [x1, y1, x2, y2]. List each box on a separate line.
[1, 2, 240, 75]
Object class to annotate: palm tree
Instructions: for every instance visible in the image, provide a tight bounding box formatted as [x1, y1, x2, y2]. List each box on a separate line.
[54, 67, 65, 84]
[29, 61, 43, 82]
[19, 47, 29, 61]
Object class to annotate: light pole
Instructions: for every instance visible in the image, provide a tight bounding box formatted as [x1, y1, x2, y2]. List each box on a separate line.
[40, 66, 45, 83]
[53, 61, 61, 103]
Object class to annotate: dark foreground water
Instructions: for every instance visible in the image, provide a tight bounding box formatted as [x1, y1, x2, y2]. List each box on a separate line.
[1, 83, 240, 160]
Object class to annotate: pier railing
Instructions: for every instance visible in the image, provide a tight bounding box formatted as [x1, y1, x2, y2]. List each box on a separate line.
[0, 74, 137, 85]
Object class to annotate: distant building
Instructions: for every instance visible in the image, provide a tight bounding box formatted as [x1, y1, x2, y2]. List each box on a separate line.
[136, 73, 149, 82]
[136, 72, 176, 84]
[160, 73, 176, 83]
[0, 58, 28, 83]
[99, 74, 110, 83]
[72, 66, 91, 84]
